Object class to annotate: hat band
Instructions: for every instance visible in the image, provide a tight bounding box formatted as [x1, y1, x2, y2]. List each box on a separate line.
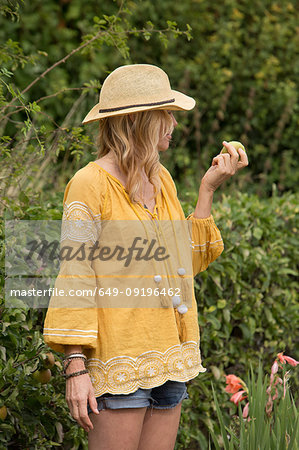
[99, 98, 175, 113]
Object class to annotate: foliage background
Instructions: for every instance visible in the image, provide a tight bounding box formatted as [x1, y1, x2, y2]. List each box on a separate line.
[0, 0, 298, 448]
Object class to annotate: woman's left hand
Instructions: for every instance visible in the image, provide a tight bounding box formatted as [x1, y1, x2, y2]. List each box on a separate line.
[201, 141, 249, 192]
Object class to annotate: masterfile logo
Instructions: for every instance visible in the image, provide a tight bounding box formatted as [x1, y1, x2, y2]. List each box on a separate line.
[5, 219, 193, 309]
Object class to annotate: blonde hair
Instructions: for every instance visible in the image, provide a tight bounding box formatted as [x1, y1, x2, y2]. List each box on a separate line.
[96, 110, 173, 204]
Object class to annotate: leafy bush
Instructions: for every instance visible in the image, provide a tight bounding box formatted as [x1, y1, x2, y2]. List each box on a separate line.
[196, 189, 298, 369]
[0, 201, 89, 449]
[176, 189, 299, 449]
[0, 308, 88, 449]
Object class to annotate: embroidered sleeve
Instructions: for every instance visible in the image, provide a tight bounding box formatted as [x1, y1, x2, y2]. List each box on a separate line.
[43, 167, 103, 353]
[61, 200, 101, 244]
[186, 214, 224, 276]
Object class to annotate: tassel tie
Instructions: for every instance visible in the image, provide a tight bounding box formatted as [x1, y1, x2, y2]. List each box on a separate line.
[174, 307, 188, 342]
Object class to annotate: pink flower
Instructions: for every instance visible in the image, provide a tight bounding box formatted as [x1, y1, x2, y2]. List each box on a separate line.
[277, 353, 299, 367]
[282, 356, 299, 367]
[230, 390, 247, 405]
[271, 360, 279, 374]
[270, 373, 275, 384]
[242, 402, 249, 419]
[272, 387, 279, 401]
[225, 374, 244, 394]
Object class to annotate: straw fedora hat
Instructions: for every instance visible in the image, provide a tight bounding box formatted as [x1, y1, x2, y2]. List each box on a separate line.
[82, 64, 196, 124]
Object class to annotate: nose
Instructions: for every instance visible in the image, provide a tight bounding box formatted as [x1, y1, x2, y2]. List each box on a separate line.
[170, 112, 178, 127]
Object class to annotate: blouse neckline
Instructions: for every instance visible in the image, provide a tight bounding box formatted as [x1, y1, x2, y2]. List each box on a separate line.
[90, 161, 128, 191]
[89, 161, 161, 217]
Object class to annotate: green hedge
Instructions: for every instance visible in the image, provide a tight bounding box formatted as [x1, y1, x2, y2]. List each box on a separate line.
[177, 188, 299, 449]
[1, 190, 298, 448]
[1, 0, 298, 202]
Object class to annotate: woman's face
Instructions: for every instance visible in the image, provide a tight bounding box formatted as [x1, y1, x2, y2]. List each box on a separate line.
[157, 112, 178, 152]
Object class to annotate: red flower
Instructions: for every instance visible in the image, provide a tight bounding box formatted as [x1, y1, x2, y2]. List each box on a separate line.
[225, 374, 244, 394]
[277, 353, 299, 367]
[230, 390, 247, 405]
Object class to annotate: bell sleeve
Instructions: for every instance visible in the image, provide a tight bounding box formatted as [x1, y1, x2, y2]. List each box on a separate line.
[43, 167, 103, 353]
[186, 213, 224, 277]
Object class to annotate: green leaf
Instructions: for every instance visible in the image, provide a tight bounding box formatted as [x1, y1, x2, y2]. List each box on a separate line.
[211, 384, 230, 449]
[217, 299, 227, 309]
[253, 227, 263, 240]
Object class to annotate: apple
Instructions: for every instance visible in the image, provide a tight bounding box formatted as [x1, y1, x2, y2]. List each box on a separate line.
[43, 352, 55, 369]
[220, 141, 246, 154]
[0, 406, 7, 421]
[54, 360, 63, 370]
[33, 369, 52, 384]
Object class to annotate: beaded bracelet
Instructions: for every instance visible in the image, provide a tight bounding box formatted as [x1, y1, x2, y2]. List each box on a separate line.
[65, 369, 89, 380]
[63, 356, 86, 374]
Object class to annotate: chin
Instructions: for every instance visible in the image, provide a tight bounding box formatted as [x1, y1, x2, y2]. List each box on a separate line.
[157, 141, 171, 152]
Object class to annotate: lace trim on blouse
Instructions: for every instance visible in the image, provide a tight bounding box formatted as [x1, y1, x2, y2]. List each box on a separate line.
[61, 201, 102, 244]
[87, 341, 206, 396]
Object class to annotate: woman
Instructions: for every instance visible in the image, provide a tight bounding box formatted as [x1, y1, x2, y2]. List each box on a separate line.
[43, 64, 248, 449]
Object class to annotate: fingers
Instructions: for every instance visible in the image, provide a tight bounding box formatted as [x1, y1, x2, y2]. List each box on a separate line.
[66, 375, 98, 433]
[212, 155, 225, 170]
[222, 141, 240, 161]
[220, 141, 249, 172]
[204, 141, 249, 191]
[78, 399, 95, 432]
[67, 396, 94, 432]
[89, 394, 100, 415]
[212, 153, 237, 176]
[237, 147, 249, 169]
[222, 141, 240, 173]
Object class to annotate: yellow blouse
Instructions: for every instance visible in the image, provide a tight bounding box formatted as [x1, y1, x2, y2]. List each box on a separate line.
[43, 162, 224, 396]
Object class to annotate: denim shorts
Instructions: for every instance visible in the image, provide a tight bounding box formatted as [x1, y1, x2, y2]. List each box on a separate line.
[87, 380, 188, 414]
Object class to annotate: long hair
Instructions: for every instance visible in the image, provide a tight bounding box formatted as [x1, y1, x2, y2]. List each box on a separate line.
[96, 110, 173, 204]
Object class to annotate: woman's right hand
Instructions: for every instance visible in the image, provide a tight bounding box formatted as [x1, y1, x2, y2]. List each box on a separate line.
[65, 359, 99, 432]
[201, 141, 249, 193]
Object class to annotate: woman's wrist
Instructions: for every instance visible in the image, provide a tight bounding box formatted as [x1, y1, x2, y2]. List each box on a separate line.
[63, 347, 86, 375]
[193, 182, 214, 219]
[64, 358, 86, 375]
[199, 178, 216, 195]
[64, 345, 83, 356]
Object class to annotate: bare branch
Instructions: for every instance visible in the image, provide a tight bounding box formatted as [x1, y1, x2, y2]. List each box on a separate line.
[2, 27, 106, 111]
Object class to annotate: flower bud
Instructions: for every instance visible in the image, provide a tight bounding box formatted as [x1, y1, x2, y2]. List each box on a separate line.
[271, 360, 279, 374]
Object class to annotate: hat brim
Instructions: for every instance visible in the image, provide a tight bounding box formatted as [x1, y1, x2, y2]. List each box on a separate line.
[82, 90, 196, 124]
